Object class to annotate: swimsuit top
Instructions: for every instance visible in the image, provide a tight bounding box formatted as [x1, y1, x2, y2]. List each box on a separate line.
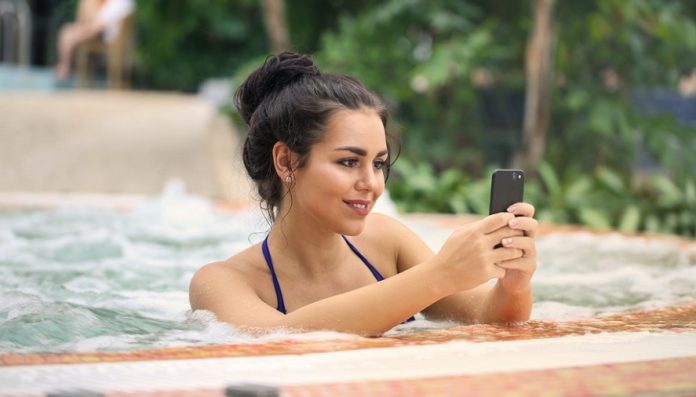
[262, 235, 415, 322]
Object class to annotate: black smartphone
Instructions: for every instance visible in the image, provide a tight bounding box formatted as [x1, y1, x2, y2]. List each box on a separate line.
[489, 169, 525, 214]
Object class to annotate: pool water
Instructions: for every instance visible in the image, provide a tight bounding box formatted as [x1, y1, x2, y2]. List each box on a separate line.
[1, 189, 694, 354]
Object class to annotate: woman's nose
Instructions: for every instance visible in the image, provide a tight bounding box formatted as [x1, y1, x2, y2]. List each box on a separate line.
[356, 166, 379, 192]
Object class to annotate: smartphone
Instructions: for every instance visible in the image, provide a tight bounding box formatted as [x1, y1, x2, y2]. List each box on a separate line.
[489, 169, 525, 215]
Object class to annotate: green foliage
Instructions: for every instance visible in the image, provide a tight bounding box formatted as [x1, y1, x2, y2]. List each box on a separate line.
[550, 0, 696, 177]
[316, 0, 524, 172]
[388, 158, 490, 215]
[135, 0, 267, 91]
[285, 0, 380, 53]
[133, 0, 379, 92]
[536, 163, 695, 236]
[391, 161, 695, 237]
[345, 0, 696, 237]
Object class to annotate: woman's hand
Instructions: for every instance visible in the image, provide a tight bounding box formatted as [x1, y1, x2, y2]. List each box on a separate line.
[496, 202, 538, 295]
[432, 212, 526, 293]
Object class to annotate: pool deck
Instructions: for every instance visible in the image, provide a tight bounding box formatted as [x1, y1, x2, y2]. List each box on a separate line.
[0, 90, 254, 208]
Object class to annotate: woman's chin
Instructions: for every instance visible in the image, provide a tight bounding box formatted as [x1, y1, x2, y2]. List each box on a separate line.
[339, 219, 367, 236]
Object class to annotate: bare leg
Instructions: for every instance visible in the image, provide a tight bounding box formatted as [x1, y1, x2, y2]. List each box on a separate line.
[55, 0, 106, 79]
[55, 20, 106, 79]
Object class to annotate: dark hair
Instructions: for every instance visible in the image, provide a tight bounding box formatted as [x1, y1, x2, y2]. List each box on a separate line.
[235, 52, 396, 222]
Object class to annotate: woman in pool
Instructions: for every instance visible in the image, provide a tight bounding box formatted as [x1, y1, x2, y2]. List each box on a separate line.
[189, 52, 538, 336]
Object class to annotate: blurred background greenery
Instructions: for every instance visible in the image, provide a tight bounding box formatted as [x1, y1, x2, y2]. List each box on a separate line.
[50, 0, 696, 237]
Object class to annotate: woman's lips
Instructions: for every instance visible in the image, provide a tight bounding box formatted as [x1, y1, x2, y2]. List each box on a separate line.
[344, 200, 371, 216]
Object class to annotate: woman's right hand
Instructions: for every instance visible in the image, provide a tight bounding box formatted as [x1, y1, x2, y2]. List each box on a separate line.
[431, 212, 525, 293]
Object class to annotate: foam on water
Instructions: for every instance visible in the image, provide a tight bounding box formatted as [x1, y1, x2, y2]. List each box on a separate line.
[0, 184, 694, 353]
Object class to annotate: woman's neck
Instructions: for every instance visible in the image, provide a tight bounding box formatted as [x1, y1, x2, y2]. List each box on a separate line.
[267, 210, 348, 278]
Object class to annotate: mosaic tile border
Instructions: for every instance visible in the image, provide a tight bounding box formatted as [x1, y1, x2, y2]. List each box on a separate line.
[2, 303, 694, 367]
[280, 356, 696, 397]
[92, 356, 696, 397]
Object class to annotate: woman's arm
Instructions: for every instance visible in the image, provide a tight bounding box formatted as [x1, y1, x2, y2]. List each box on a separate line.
[189, 212, 521, 336]
[190, 257, 450, 337]
[389, 204, 538, 324]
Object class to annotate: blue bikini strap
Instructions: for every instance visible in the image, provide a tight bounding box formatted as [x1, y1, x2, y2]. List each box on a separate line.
[341, 235, 385, 281]
[342, 235, 416, 323]
[262, 236, 286, 314]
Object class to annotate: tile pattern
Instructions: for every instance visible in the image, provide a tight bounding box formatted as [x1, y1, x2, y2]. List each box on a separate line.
[2, 303, 694, 367]
[280, 357, 696, 397]
[101, 356, 696, 397]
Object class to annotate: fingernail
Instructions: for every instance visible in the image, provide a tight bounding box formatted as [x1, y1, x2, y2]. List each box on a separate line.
[508, 219, 517, 227]
[502, 238, 513, 246]
[507, 205, 516, 213]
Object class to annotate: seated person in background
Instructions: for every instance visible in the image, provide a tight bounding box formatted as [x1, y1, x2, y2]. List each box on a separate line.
[55, 0, 134, 80]
[189, 52, 539, 336]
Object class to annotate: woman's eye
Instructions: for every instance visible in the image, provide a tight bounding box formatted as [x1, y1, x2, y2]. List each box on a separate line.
[373, 160, 387, 170]
[339, 159, 359, 167]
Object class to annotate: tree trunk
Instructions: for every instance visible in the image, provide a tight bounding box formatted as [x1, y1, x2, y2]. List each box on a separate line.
[512, 0, 555, 174]
[261, 0, 290, 53]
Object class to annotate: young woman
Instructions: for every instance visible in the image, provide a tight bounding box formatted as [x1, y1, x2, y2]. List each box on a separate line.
[189, 52, 538, 336]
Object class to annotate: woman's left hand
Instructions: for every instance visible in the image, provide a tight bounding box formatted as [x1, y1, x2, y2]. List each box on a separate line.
[495, 202, 538, 295]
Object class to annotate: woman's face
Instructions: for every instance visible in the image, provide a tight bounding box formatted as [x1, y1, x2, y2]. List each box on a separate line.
[289, 108, 388, 236]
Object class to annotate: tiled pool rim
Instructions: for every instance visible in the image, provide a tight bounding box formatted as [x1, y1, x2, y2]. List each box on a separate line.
[2, 303, 695, 367]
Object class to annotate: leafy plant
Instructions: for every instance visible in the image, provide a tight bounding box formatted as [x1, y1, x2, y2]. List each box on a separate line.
[533, 162, 695, 236]
[549, 0, 696, 178]
[316, 0, 523, 173]
[353, 0, 696, 236]
[135, 0, 267, 91]
[389, 158, 492, 215]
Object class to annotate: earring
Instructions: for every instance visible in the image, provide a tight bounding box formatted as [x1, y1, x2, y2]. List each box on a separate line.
[285, 175, 292, 184]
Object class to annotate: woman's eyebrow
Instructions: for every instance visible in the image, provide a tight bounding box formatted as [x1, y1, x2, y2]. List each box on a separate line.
[334, 146, 388, 157]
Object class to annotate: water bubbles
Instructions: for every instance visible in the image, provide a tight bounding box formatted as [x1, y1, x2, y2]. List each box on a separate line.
[531, 232, 695, 318]
[0, 187, 694, 353]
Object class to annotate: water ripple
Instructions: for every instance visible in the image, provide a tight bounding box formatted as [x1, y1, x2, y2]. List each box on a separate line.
[0, 193, 693, 353]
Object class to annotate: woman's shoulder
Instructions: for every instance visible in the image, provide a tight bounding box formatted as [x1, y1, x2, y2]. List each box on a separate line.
[363, 212, 412, 238]
[196, 244, 260, 272]
[362, 212, 429, 249]
[361, 212, 434, 272]
[189, 243, 283, 324]
[349, 213, 417, 271]
[189, 245, 266, 301]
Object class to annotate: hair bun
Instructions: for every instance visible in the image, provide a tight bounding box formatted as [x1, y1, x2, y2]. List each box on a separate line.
[235, 52, 320, 125]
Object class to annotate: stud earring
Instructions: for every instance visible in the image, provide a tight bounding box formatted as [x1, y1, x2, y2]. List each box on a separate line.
[285, 175, 292, 184]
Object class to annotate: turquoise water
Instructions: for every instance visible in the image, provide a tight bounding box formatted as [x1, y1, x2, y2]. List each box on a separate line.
[0, 191, 694, 354]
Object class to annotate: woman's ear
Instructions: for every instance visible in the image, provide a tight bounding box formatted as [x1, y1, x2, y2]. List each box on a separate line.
[272, 141, 295, 180]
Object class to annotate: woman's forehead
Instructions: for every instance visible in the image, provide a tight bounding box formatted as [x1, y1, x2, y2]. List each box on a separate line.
[319, 109, 387, 149]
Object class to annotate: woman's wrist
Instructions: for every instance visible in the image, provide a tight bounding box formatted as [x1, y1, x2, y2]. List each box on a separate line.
[498, 277, 533, 297]
[498, 279, 532, 297]
[421, 256, 459, 299]
[478, 281, 532, 323]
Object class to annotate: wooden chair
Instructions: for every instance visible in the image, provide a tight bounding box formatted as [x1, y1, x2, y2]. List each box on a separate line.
[75, 12, 134, 89]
